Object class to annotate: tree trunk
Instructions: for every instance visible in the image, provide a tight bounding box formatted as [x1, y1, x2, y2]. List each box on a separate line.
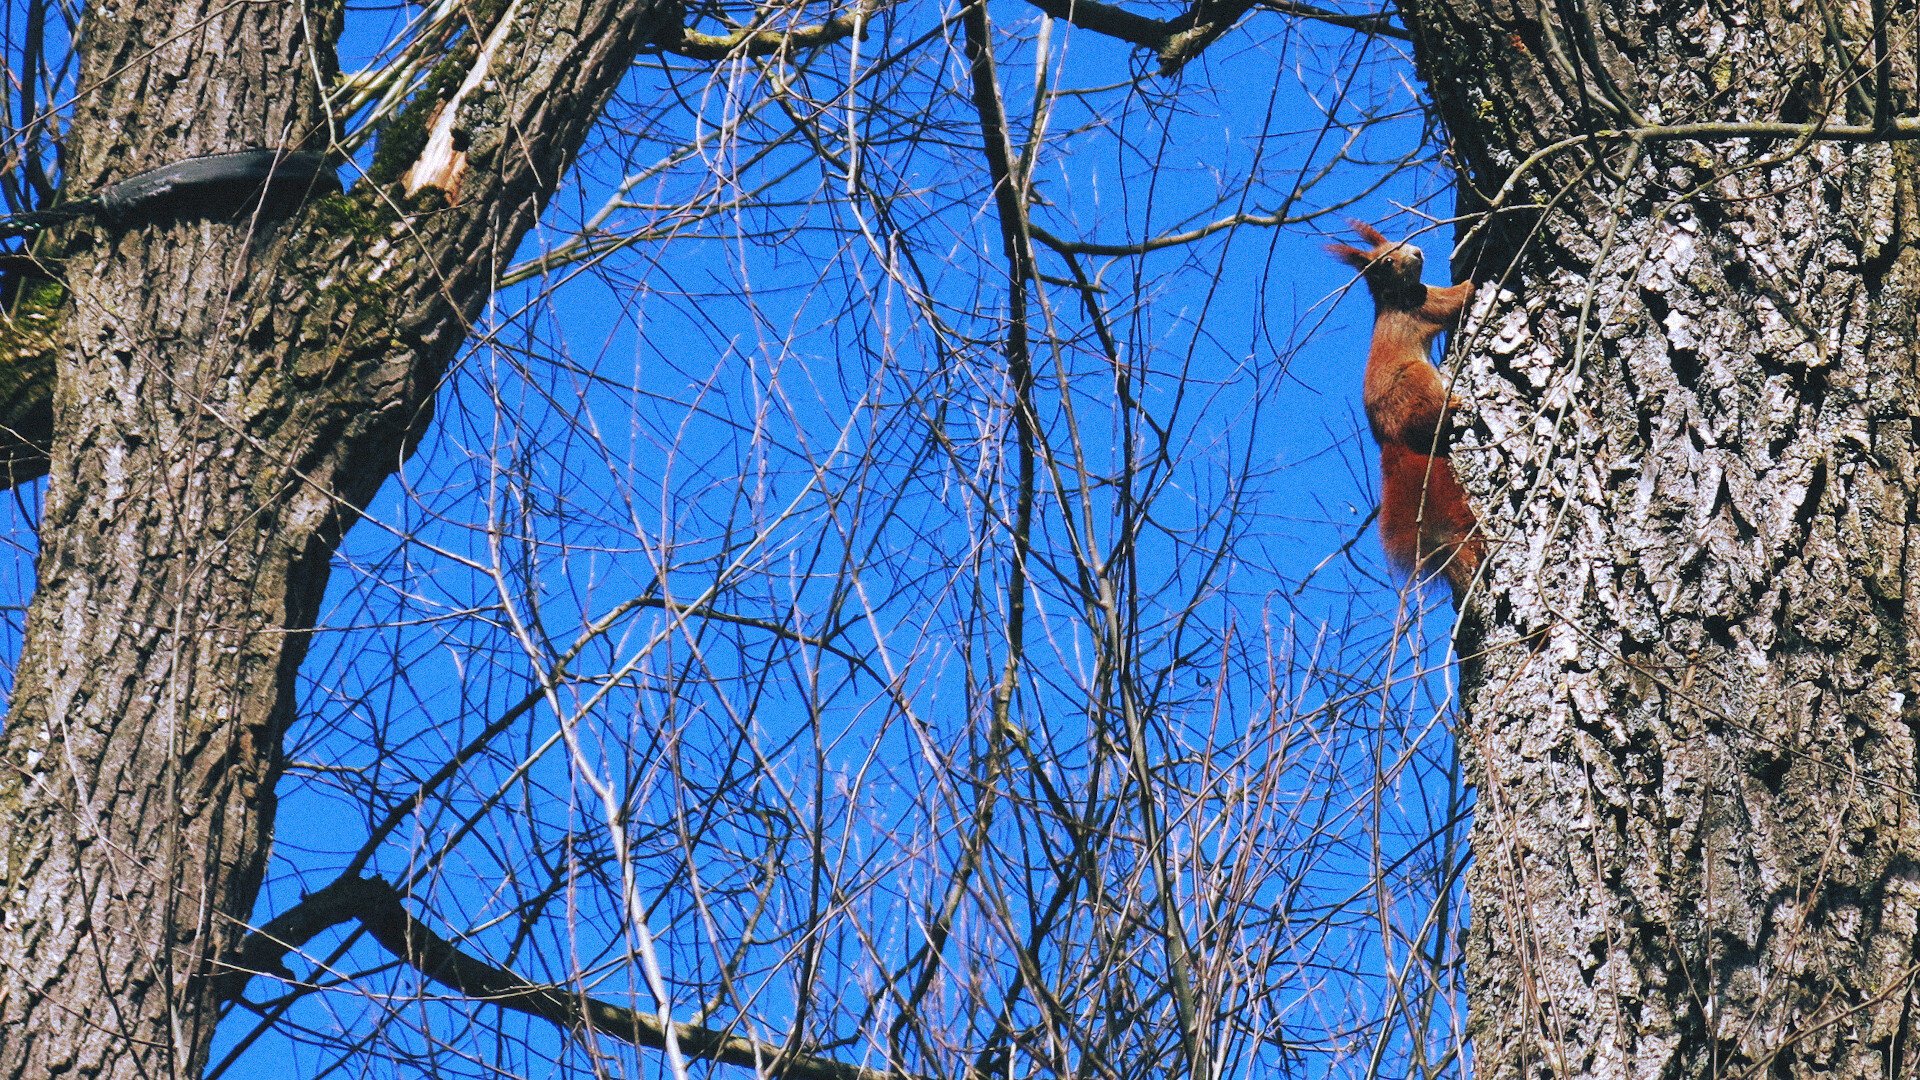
[1399, 1, 1920, 1076]
[0, 0, 670, 1072]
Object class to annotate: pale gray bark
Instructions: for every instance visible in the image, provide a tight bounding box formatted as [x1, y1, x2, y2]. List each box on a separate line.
[1398, 0, 1920, 1076]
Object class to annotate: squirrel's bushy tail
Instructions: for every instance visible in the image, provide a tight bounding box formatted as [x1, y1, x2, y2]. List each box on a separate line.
[1378, 441, 1483, 601]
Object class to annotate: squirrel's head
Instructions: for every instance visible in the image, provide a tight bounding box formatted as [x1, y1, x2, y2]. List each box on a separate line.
[1328, 221, 1427, 307]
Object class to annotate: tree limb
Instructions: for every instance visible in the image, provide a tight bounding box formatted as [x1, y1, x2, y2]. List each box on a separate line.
[221, 876, 907, 1080]
[1019, 0, 1407, 71]
[662, 10, 869, 59]
[1020, 0, 1168, 51]
[1255, 0, 1405, 38]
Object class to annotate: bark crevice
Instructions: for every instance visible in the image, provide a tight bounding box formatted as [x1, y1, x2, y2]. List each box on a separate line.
[1397, 0, 1920, 1073]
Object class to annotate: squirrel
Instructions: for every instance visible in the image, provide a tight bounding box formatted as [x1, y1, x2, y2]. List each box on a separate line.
[1328, 221, 1484, 603]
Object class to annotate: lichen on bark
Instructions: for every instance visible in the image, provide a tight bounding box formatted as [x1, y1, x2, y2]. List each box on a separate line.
[0, 273, 61, 485]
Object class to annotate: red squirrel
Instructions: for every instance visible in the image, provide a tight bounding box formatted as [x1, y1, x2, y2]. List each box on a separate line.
[1328, 222, 1484, 603]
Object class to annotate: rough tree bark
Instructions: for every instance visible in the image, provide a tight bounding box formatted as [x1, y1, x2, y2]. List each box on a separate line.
[0, 0, 677, 1072]
[1398, 0, 1920, 1076]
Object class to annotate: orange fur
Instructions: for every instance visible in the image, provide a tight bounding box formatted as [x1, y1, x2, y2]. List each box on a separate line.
[1330, 222, 1484, 602]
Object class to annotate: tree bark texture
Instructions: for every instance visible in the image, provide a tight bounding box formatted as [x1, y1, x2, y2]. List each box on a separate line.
[0, 0, 671, 1072]
[1398, 1, 1920, 1076]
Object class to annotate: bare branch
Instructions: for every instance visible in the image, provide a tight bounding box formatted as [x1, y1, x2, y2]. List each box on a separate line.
[663, 10, 869, 59]
[1020, 0, 1168, 52]
[1019, 0, 1407, 71]
[1255, 0, 1405, 38]
[222, 877, 908, 1080]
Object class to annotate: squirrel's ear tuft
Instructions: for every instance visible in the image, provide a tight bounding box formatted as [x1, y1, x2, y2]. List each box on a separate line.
[1327, 242, 1373, 270]
[1349, 220, 1389, 247]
